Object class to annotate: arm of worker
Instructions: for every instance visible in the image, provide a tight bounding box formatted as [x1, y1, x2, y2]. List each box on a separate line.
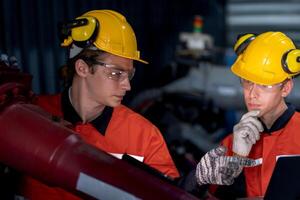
[233, 110, 263, 157]
[177, 145, 256, 194]
[195, 146, 256, 186]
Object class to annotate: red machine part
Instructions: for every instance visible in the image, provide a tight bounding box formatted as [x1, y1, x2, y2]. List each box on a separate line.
[0, 94, 198, 199]
[0, 61, 32, 89]
[0, 60, 35, 109]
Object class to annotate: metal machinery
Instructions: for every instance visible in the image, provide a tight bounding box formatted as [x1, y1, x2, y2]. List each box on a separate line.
[0, 57, 198, 199]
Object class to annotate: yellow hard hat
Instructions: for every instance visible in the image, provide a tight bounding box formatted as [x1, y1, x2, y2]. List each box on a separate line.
[60, 10, 148, 64]
[231, 31, 300, 85]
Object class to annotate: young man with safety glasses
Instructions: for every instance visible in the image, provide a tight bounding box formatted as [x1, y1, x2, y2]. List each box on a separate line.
[219, 31, 300, 198]
[17, 9, 180, 200]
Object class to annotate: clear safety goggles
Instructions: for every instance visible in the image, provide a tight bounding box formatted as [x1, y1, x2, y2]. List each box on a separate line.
[91, 61, 135, 82]
[240, 78, 285, 92]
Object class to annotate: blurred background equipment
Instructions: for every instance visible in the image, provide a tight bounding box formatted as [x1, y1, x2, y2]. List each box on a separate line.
[130, 15, 231, 179]
[178, 15, 214, 61]
[226, 0, 300, 46]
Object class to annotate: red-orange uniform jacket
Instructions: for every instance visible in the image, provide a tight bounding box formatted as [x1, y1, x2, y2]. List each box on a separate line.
[221, 105, 300, 198]
[20, 88, 179, 200]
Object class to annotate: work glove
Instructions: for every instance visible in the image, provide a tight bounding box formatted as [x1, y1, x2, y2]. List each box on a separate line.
[233, 110, 263, 157]
[196, 146, 256, 186]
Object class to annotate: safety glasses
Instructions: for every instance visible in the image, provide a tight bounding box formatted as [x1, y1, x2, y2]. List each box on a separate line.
[91, 61, 135, 82]
[240, 78, 285, 92]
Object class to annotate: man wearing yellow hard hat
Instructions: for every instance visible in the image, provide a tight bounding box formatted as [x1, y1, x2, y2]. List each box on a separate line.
[220, 31, 300, 198]
[17, 9, 179, 199]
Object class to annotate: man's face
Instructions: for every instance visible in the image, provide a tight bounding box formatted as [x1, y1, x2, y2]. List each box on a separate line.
[85, 52, 134, 107]
[242, 79, 292, 118]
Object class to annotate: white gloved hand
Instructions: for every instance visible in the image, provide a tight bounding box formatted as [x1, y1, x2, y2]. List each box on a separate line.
[196, 146, 256, 186]
[233, 110, 263, 157]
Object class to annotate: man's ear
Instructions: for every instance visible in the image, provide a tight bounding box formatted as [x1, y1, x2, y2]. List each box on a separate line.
[74, 59, 90, 77]
[281, 79, 293, 97]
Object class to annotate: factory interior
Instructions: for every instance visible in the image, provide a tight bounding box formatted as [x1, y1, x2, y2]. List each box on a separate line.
[1, 0, 300, 199]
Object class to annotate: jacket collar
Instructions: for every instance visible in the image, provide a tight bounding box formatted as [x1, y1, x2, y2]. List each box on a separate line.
[61, 87, 113, 135]
[261, 104, 295, 134]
